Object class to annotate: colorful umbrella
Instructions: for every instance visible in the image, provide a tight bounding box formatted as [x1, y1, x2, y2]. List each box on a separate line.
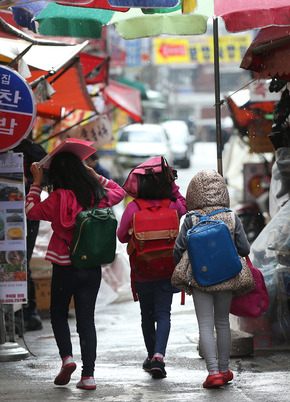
[107, 0, 179, 7]
[240, 26, 290, 82]
[106, 0, 290, 174]
[34, 3, 114, 38]
[11, 0, 290, 173]
[11, 0, 129, 35]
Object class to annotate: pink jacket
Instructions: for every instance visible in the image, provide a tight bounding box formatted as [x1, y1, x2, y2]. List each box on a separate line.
[117, 182, 187, 282]
[25, 176, 125, 266]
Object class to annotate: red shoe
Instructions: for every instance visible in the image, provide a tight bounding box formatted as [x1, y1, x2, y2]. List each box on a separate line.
[220, 370, 233, 384]
[76, 376, 96, 390]
[203, 374, 224, 388]
[54, 356, 76, 385]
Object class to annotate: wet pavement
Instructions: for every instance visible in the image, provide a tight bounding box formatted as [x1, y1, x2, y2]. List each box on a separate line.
[1, 143, 290, 401]
[1, 295, 290, 402]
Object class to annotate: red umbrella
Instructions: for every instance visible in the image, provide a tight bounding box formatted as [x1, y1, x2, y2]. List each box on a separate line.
[240, 26, 290, 82]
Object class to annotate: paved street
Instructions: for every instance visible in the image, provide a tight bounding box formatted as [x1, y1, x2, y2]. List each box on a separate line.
[1, 295, 290, 401]
[1, 142, 289, 401]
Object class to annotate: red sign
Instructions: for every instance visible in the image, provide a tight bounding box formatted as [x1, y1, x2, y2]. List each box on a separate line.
[0, 65, 36, 152]
[158, 44, 186, 58]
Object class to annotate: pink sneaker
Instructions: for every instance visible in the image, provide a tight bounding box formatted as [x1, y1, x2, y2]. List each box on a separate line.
[220, 370, 234, 384]
[203, 374, 224, 388]
[76, 376, 96, 390]
[54, 356, 76, 385]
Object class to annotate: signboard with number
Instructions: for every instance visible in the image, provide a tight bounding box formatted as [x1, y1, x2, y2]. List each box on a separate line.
[0, 65, 36, 153]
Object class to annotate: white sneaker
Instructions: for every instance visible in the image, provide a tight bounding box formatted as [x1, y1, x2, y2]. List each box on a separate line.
[54, 356, 76, 385]
[76, 376, 96, 390]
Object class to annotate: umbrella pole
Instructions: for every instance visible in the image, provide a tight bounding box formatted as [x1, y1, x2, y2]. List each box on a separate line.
[213, 17, 223, 176]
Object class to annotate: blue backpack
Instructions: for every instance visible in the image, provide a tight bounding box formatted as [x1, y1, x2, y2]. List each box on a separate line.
[186, 208, 242, 286]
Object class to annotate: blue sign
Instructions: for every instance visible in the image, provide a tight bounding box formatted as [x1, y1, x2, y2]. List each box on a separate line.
[108, 0, 179, 8]
[0, 65, 36, 152]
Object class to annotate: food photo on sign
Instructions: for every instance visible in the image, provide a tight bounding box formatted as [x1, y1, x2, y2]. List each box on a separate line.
[0, 152, 27, 304]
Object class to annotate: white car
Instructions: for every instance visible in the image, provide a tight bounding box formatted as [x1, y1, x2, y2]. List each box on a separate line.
[115, 124, 173, 170]
[161, 120, 194, 169]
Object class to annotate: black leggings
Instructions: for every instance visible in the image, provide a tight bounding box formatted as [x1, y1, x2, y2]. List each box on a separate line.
[50, 264, 102, 377]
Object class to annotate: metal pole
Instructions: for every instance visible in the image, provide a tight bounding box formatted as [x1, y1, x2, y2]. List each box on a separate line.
[213, 17, 223, 176]
[0, 304, 6, 344]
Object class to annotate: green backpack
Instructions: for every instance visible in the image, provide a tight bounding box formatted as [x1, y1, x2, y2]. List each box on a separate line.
[70, 206, 117, 269]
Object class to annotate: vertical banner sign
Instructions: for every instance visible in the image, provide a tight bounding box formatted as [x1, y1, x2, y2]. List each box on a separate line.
[0, 152, 27, 304]
[0, 65, 36, 153]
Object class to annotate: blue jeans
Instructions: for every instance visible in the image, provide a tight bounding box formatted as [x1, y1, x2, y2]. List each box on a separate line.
[134, 278, 177, 358]
[50, 264, 102, 377]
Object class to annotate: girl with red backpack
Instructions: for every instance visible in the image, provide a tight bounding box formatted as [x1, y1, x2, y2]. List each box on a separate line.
[117, 157, 187, 379]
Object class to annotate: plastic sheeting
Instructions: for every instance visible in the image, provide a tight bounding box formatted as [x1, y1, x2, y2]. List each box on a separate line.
[233, 179, 290, 349]
[269, 147, 290, 217]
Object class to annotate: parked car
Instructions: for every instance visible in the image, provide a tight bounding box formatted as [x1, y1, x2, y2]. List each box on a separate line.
[161, 120, 194, 168]
[115, 124, 173, 172]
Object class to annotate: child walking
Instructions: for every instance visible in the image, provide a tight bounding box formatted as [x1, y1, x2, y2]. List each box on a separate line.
[117, 158, 187, 379]
[25, 151, 124, 390]
[173, 169, 251, 388]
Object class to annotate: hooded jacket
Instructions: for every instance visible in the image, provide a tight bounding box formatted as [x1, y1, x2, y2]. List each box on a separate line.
[25, 176, 125, 265]
[174, 169, 250, 265]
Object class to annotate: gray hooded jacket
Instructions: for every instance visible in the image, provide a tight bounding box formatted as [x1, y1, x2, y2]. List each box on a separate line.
[173, 169, 250, 265]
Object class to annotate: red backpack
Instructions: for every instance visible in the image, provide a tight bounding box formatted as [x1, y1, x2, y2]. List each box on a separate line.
[127, 198, 179, 280]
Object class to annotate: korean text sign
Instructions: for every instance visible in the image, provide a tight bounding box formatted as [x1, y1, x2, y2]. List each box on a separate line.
[0, 65, 36, 152]
[0, 152, 27, 304]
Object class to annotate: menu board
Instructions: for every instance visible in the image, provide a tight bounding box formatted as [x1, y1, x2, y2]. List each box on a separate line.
[0, 152, 27, 304]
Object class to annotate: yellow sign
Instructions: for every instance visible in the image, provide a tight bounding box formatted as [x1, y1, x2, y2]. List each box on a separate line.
[153, 35, 251, 65]
[154, 38, 191, 65]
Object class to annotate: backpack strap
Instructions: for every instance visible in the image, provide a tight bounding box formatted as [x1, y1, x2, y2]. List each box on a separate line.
[189, 207, 232, 222]
[206, 208, 232, 217]
[159, 199, 171, 208]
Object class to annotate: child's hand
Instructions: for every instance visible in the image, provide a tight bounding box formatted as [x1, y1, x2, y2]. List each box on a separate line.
[85, 165, 100, 180]
[30, 162, 43, 186]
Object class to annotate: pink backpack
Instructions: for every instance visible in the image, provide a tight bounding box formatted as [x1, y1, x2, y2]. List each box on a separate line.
[230, 256, 270, 318]
[122, 156, 176, 198]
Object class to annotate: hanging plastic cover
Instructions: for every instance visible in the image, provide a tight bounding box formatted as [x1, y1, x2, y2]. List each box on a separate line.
[269, 147, 290, 217]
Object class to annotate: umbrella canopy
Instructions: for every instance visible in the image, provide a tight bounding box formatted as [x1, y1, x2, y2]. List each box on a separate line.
[107, 0, 179, 6]
[240, 26, 290, 82]
[9, 0, 290, 173]
[35, 3, 114, 38]
[108, 0, 290, 39]
[11, 0, 129, 36]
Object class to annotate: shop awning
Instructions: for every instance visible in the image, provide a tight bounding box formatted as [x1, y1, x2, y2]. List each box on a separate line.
[102, 80, 143, 122]
[0, 36, 89, 72]
[27, 60, 96, 119]
[79, 52, 110, 85]
[116, 77, 148, 100]
[0, 20, 97, 119]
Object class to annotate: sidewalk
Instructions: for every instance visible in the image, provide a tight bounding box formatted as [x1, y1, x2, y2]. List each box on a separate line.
[1, 294, 290, 402]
